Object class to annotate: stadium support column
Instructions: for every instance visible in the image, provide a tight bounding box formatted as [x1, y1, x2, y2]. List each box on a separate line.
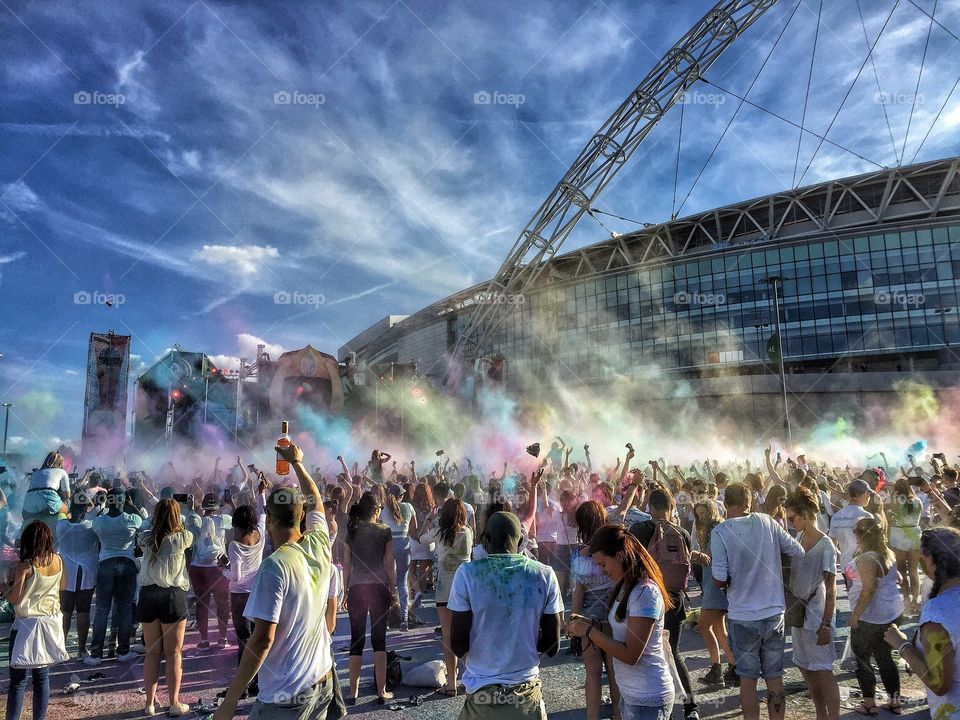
[767, 276, 792, 449]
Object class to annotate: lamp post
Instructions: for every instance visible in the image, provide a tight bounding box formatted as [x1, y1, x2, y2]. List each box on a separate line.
[2, 403, 12, 455]
[766, 276, 792, 449]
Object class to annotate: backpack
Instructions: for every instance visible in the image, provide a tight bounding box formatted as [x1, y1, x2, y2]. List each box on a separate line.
[647, 519, 691, 594]
[385, 651, 409, 692]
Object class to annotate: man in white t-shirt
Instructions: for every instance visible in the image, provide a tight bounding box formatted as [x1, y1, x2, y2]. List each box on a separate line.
[214, 443, 333, 720]
[450, 512, 563, 720]
[711, 483, 804, 720]
[828, 480, 873, 583]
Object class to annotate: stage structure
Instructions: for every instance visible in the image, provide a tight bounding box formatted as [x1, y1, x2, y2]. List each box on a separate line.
[81, 331, 131, 457]
[133, 344, 345, 449]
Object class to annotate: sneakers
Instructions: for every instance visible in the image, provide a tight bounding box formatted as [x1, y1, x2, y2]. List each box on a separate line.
[217, 639, 231, 650]
[83, 656, 102, 667]
[145, 705, 156, 716]
[723, 664, 739, 687]
[77, 649, 89, 661]
[118, 651, 140, 662]
[196, 641, 211, 652]
[129, 643, 147, 654]
[167, 702, 190, 717]
[399, 622, 409, 633]
[698, 663, 724, 687]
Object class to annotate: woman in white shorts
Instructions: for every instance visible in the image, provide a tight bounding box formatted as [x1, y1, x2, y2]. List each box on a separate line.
[783, 488, 840, 720]
[887, 478, 922, 614]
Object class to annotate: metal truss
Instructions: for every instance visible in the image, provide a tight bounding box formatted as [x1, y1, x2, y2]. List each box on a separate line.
[549, 156, 960, 279]
[448, 0, 781, 375]
[372, 156, 960, 357]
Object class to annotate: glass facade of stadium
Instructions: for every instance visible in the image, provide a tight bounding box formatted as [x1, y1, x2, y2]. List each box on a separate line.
[340, 159, 960, 395]
[485, 223, 960, 384]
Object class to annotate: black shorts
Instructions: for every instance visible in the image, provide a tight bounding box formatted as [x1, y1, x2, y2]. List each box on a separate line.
[137, 584, 188, 624]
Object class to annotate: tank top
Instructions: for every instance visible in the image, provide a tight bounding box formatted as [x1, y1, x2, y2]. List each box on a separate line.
[16, 559, 63, 619]
[845, 551, 903, 625]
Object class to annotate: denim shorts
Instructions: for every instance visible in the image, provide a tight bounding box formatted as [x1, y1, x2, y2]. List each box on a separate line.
[619, 700, 672, 720]
[729, 614, 786, 680]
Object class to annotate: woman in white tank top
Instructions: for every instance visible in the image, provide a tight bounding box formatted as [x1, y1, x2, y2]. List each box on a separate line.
[0, 521, 68, 720]
[845, 516, 904, 715]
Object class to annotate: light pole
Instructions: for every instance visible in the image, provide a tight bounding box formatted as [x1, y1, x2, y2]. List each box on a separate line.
[766, 276, 792, 449]
[2, 403, 12, 455]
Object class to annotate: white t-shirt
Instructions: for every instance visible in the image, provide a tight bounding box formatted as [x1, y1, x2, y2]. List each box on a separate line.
[29, 467, 69, 493]
[918, 584, 960, 720]
[608, 581, 674, 707]
[56, 519, 99, 591]
[828, 503, 872, 569]
[710, 512, 804, 621]
[188, 513, 233, 567]
[448, 553, 564, 693]
[244, 511, 333, 704]
[381, 502, 415, 538]
[535, 500, 564, 542]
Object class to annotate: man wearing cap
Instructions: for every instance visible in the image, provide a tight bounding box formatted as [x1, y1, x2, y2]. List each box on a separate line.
[186, 492, 233, 651]
[86, 486, 142, 665]
[214, 442, 335, 720]
[449, 511, 563, 720]
[828, 480, 874, 586]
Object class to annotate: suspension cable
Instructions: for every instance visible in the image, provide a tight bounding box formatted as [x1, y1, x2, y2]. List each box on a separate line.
[901, 0, 938, 164]
[676, 0, 804, 218]
[672, 95, 685, 220]
[856, 0, 899, 165]
[793, 0, 822, 187]
[795, 0, 901, 187]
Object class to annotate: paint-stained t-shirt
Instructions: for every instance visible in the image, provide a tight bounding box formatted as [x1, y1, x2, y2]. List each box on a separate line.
[244, 511, 332, 704]
[448, 553, 564, 693]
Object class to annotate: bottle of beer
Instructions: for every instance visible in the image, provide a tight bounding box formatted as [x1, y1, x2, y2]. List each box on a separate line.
[276, 421, 291, 476]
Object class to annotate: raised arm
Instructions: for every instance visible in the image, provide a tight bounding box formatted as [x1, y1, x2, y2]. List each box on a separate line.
[277, 443, 323, 518]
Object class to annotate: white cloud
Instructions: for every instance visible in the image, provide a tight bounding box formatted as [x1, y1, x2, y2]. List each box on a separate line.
[192, 244, 280, 276]
[0, 251, 27, 264]
[209, 334, 287, 372]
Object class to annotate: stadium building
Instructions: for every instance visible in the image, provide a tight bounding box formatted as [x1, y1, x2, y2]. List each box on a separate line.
[340, 157, 960, 433]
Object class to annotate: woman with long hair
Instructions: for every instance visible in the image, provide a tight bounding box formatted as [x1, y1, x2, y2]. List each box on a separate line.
[693, 499, 737, 688]
[56, 493, 98, 659]
[22, 451, 69, 536]
[783, 488, 840, 720]
[344, 491, 397, 704]
[137, 498, 194, 716]
[887, 477, 923, 614]
[846, 516, 903, 715]
[570, 501, 619, 720]
[0, 521, 67, 720]
[380, 485, 417, 631]
[760, 485, 788, 530]
[567, 523, 676, 720]
[557, 489, 581, 595]
[885, 527, 960, 718]
[408, 482, 436, 621]
[368, 449, 392, 483]
[221, 496, 265, 699]
[416, 497, 472, 696]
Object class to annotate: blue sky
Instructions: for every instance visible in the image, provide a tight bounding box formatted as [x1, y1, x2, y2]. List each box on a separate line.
[2, 0, 959, 455]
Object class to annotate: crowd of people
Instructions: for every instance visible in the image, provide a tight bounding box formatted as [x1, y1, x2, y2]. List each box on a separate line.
[1, 439, 960, 720]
